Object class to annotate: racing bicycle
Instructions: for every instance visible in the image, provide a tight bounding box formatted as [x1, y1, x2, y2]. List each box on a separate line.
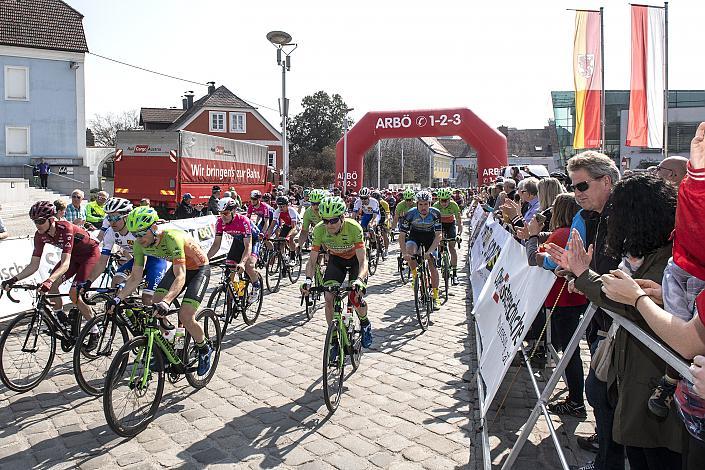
[411, 246, 433, 331]
[207, 261, 263, 338]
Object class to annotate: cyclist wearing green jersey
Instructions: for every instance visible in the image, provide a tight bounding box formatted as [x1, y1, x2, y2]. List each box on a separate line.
[301, 196, 372, 355]
[297, 189, 326, 247]
[433, 187, 463, 285]
[107, 206, 214, 375]
[392, 188, 416, 230]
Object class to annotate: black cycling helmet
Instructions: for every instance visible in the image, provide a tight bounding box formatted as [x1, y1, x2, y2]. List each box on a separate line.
[276, 196, 289, 206]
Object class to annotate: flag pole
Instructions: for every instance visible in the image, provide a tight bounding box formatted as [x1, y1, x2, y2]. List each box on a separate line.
[600, 6, 606, 153]
[663, 1, 669, 158]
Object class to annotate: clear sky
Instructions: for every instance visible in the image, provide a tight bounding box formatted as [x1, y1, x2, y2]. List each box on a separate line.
[68, 0, 703, 131]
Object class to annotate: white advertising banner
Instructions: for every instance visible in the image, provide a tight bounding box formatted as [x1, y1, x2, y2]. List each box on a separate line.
[469, 203, 485, 235]
[473, 238, 556, 416]
[469, 218, 511, 305]
[0, 215, 228, 321]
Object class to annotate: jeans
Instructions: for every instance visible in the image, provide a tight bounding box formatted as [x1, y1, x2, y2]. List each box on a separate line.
[682, 432, 705, 470]
[551, 304, 587, 405]
[586, 340, 624, 470]
[624, 446, 681, 470]
[39, 173, 48, 188]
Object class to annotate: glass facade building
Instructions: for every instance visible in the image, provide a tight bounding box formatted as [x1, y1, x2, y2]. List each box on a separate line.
[551, 90, 705, 166]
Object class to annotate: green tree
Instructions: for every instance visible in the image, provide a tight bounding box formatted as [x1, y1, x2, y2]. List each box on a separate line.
[287, 91, 352, 186]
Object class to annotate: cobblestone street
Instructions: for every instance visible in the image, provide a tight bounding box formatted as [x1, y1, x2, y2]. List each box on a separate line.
[0, 230, 478, 469]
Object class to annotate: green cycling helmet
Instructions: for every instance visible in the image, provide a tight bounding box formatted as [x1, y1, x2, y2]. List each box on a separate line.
[319, 196, 346, 219]
[309, 189, 326, 204]
[125, 206, 159, 233]
[436, 188, 452, 199]
[402, 188, 415, 201]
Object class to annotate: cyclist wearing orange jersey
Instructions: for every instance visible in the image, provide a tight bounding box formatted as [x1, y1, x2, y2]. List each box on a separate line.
[107, 207, 213, 376]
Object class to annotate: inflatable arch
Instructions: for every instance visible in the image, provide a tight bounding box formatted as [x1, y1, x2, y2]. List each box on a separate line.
[335, 108, 507, 191]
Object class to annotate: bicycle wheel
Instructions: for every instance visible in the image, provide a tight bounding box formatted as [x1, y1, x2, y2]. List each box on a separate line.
[348, 314, 362, 372]
[414, 267, 430, 331]
[73, 313, 130, 396]
[103, 336, 164, 437]
[288, 250, 302, 284]
[266, 252, 283, 293]
[322, 321, 345, 414]
[184, 308, 221, 389]
[399, 257, 410, 284]
[442, 251, 450, 303]
[368, 243, 378, 276]
[0, 309, 56, 393]
[242, 274, 263, 325]
[207, 285, 233, 339]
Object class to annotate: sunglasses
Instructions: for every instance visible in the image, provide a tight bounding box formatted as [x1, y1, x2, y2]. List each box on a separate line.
[71, 195, 81, 199]
[361, 197, 369, 200]
[439, 198, 450, 202]
[251, 196, 261, 200]
[572, 176, 603, 192]
[132, 229, 151, 238]
[107, 214, 124, 222]
[33, 218, 47, 225]
[322, 217, 340, 225]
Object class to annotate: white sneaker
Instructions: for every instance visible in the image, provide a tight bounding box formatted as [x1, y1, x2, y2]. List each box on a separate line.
[248, 286, 260, 304]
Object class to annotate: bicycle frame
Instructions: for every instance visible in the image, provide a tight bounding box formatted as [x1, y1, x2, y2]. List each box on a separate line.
[131, 315, 183, 390]
[331, 291, 352, 368]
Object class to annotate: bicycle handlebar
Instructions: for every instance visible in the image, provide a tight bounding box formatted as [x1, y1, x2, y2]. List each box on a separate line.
[1, 284, 40, 303]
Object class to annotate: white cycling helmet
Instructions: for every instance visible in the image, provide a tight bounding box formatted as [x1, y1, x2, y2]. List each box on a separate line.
[359, 187, 371, 198]
[218, 197, 239, 212]
[250, 189, 261, 198]
[416, 190, 432, 202]
[104, 197, 133, 214]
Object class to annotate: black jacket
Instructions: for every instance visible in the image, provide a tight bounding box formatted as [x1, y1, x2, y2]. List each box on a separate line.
[174, 201, 195, 219]
[208, 195, 219, 216]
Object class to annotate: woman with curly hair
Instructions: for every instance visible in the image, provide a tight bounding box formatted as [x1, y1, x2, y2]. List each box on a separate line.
[548, 173, 685, 469]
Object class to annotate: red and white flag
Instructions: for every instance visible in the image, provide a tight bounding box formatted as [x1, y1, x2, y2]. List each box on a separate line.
[626, 5, 666, 148]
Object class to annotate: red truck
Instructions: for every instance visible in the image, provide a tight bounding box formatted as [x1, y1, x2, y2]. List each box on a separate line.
[114, 130, 273, 217]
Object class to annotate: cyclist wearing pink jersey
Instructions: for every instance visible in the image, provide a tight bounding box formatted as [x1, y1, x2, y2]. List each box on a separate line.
[246, 190, 273, 234]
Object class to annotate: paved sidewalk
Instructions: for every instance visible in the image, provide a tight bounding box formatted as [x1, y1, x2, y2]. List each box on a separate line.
[0, 232, 477, 469]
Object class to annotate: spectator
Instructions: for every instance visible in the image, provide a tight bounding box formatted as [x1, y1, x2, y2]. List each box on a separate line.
[140, 198, 150, 207]
[511, 166, 524, 182]
[85, 191, 108, 227]
[655, 156, 689, 188]
[208, 186, 221, 215]
[54, 199, 67, 220]
[550, 174, 684, 469]
[0, 203, 8, 240]
[516, 177, 540, 224]
[193, 200, 207, 217]
[222, 191, 232, 199]
[544, 150, 622, 470]
[65, 190, 87, 226]
[37, 159, 50, 189]
[174, 193, 196, 219]
[503, 178, 517, 201]
[229, 187, 242, 206]
[536, 177, 565, 230]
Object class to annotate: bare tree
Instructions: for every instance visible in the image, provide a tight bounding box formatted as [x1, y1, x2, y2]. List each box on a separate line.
[88, 110, 141, 147]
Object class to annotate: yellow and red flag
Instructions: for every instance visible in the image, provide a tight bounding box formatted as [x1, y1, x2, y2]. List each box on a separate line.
[573, 10, 602, 149]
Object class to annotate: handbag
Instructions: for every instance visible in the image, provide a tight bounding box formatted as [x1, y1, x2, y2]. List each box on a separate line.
[591, 322, 619, 382]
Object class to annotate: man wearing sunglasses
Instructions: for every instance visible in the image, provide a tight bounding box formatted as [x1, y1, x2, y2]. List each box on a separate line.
[65, 189, 87, 226]
[298, 189, 327, 250]
[353, 187, 380, 233]
[301, 196, 373, 354]
[653, 156, 688, 188]
[399, 190, 443, 310]
[392, 188, 416, 230]
[433, 187, 463, 285]
[264, 196, 301, 265]
[111, 206, 214, 375]
[85, 191, 109, 229]
[246, 190, 273, 234]
[89, 198, 167, 303]
[3, 201, 101, 348]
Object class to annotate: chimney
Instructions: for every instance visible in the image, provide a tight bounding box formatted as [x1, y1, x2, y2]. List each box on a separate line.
[184, 91, 195, 109]
[182, 96, 188, 110]
[207, 81, 216, 94]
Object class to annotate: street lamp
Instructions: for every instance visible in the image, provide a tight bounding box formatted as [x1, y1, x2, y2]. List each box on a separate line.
[267, 31, 297, 191]
[342, 107, 354, 196]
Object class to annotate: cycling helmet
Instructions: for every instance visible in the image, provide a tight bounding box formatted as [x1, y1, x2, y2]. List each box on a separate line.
[319, 196, 346, 218]
[309, 189, 326, 204]
[125, 206, 159, 233]
[370, 190, 381, 200]
[303, 189, 311, 197]
[359, 187, 371, 198]
[436, 188, 452, 200]
[103, 197, 133, 214]
[276, 196, 289, 206]
[218, 197, 239, 212]
[250, 189, 261, 199]
[402, 188, 415, 200]
[29, 200, 56, 220]
[262, 193, 271, 201]
[416, 190, 432, 202]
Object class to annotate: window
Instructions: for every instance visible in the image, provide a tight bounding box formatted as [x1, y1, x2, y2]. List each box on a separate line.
[209, 111, 225, 132]
[6, 126, 30, 155]
[4, 66, 29, 101]
[268, 151, 276, 168]
[229, 112, 247, 133]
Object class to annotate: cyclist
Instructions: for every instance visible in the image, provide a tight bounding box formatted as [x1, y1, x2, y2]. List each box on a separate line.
[2, 201, 101, 346]
[399, 191, 443, 310]
[301, 196, 372, 357]
[392, 188, 416, 229]
[85, 191, 109, 229]
[353, 187, 380, 230]
[371, 190, 391, 257]
[90, 197, 168, 302]
[108, 206, 213, 375]
[264, 196, 300, 265]
[298, 189, 326, 248]
[246, 189, 273, 234]
[433, 188, 463, 285]
[207, 197, 262, 303]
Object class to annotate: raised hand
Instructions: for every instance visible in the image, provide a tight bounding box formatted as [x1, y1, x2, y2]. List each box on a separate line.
[565, 229, 593, 277]
[690, 122, 705, 170]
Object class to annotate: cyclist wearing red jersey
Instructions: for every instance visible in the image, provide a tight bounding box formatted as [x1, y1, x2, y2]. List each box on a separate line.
[2, 201, 101, 345]
[265, 196, 300, 264]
